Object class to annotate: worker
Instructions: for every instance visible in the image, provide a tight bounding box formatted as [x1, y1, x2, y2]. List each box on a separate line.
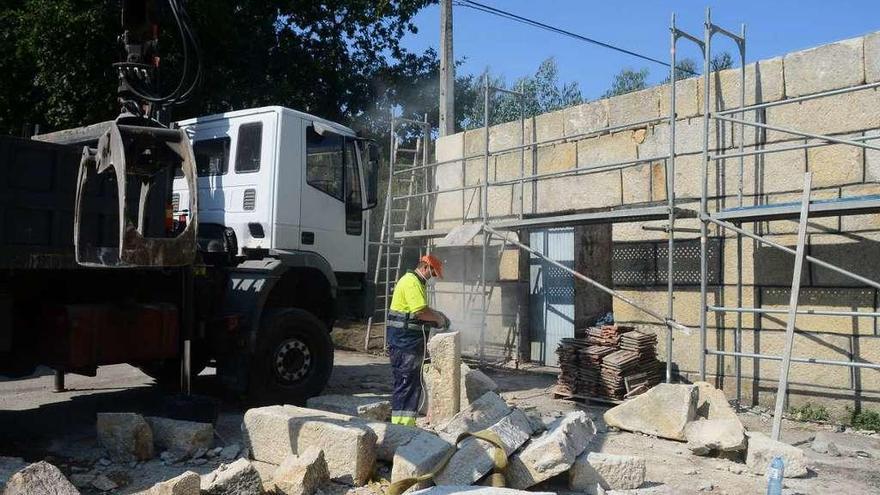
[387, 254, 450, 426]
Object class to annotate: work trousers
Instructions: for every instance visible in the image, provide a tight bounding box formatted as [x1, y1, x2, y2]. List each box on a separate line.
[389, 341, 424, 426]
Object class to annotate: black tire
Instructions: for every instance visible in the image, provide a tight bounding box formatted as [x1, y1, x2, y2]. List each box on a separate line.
[248, 308, 334, 406]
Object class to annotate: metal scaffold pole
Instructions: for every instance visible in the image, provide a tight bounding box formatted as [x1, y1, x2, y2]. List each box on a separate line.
[698, 7, 712, 381]
[480, 73, 490, 365]
[666, 12, 678, 384]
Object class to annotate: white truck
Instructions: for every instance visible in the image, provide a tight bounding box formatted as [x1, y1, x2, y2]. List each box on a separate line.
[0, 106, 380, 404]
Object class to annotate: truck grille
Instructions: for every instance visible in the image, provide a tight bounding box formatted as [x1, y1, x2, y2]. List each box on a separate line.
[243, 189, 256, 211]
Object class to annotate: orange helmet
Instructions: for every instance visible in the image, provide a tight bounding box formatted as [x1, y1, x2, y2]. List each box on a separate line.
[420, 254, 444, 279]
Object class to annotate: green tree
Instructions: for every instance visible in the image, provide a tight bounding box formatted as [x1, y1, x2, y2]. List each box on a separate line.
[663, 57, 699, 83]
[458, 57, 584, 129]
[711, 51, 734, 72]
[0, 0, 433, 137]
[602, 67, 650, 98]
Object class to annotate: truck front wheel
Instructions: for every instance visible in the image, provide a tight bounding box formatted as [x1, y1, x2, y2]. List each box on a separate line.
[249, 308, 334, 405]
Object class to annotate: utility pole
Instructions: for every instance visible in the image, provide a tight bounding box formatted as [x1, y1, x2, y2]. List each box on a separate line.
[439, 0, 455, 136]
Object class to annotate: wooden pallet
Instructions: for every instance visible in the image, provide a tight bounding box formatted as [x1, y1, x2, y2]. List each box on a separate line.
[552, 387, 623, 406]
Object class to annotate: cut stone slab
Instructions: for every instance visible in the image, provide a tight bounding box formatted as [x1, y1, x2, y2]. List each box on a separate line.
[305, 394, 392, 422]
[460, 363, 499, 407]
[435, 408, 534, 486]
[366, 421, 421, 461]
[436, 391, 511, 443]
[391, 431, 455, 487]
[506, 411, 597, 489]
[412, 488, 553, 495]
[424, 331, 462, 423]
[811, 431, 880, 459]
[685, 419, 746, 455]
[146, 471, 200, 495]
[693, 381, 739, 422]
[745, 432, 809, 478]
[570, 453, 646, 493]
[272, 447, 330, 495]
[200, 458, 263, 495]
[145, 416, 213, 457]
[3, 461, 79, 495]
[242, 405, 376, 485]
[603, 384, 697, 441]
[96, 412, 154, 462]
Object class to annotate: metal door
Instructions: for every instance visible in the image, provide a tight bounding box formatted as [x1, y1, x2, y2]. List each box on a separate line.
[529, 227, 575, 367]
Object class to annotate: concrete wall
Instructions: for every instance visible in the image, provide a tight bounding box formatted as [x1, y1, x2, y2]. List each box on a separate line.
[431, 32, 880, 416]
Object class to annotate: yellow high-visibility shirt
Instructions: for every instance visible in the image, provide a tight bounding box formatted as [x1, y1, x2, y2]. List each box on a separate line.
[389, 271, 427, 314]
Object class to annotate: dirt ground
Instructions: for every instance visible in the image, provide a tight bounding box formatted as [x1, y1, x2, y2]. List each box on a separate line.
[1, 340, 879, 494]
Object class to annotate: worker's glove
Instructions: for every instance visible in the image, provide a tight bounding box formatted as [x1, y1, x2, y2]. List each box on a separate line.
[439, 312, 451, 331]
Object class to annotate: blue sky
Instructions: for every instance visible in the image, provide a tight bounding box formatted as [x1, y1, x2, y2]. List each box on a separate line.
[400, 1, 880, 99]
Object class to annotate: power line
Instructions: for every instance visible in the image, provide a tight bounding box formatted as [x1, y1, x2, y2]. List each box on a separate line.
[454, 0, 699, 77]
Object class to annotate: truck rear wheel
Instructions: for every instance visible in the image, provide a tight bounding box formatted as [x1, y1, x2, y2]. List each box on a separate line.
[249, 308, 334, 405]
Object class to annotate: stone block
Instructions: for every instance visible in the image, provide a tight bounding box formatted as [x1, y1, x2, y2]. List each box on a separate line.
[506, 411, 596, 489]
[145, 417, 213, 457]
[563, 101, 608, 136]
[745, 431, 809, 477]
[807, 139, 864, 188]
[783, 37, 864, 98]
[752, 235, 810, 286]
[96, 412, 154, 462]
[147, 471, 200, 495]
[622, 163, 652, 204]
[765, 90, 880, 143]
[672, 153, 716, 200]
[603, 383, 697, 440]
[534, 110, 565, 142]
[867, 32, 880, 83]
[489, 121, 523, 152]
[569, 453, 646, 493]
[305, 395, 392, 422]
[840, 182, 880, 232]
[436, 391, 511, 443]
[810, 232, 880, 287]
[660, 76, 700, 119]
[739, 327, 853, 388]
[411, 488, 553, 495]
[425, 331, 462, 423]
[732, 146, 808, 197]
[535, 142, 575, 175]
[576, 131, 638, 168]
[366, 422, 420, 462]
[464, 129, 486, 157]
[693, 381, 739, 422]
[535, 170, 622, 213]
[698, 57, 785, 111]
[460, 363, 499, 407]
[434, 408, 533, 486]
[272, 447, 329, 495]
[436, 133, 464, 162]
[241, 405, 376, 485]
[764, 188, 839, 234]
[497, 248, 519, 281]
[685, 419, 746, 455]
[3, 461, 79, 495]
[391, 431, 454, 487]
[759, 286, 876, 336]
[605, 86, 662, 128]
[200, 458, 263, 495]
[650, 162, 668, 202]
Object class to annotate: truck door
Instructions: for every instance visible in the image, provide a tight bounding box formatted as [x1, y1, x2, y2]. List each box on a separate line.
[299, 124, 366, 273]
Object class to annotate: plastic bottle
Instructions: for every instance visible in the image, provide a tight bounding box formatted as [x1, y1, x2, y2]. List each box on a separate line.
[766, 455, 785, 495]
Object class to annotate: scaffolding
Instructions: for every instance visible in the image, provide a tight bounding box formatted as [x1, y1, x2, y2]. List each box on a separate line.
[371, 7, 880, 440]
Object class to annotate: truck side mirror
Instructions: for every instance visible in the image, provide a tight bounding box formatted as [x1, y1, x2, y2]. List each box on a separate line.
[363, 142, 380, 210]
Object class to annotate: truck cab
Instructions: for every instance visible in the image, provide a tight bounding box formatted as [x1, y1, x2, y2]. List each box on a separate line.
[171, 106, 380, 402]
[174, 106, 379, 273]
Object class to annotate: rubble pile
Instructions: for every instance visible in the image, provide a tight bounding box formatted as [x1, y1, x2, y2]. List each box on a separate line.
[556, 325, 663, 401]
